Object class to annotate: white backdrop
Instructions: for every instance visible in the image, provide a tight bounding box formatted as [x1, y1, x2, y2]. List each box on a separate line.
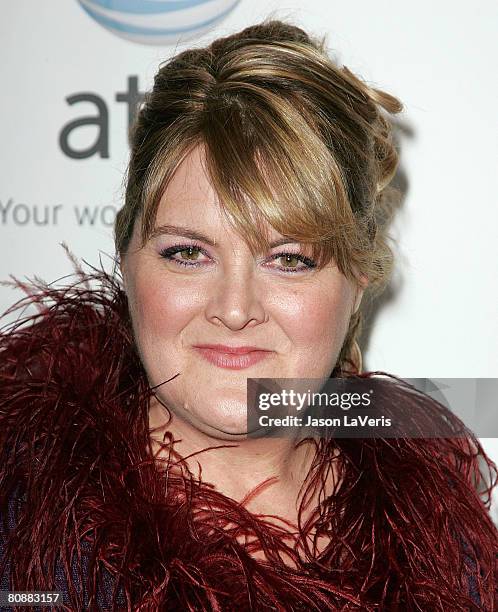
[1, 0, 497, 523]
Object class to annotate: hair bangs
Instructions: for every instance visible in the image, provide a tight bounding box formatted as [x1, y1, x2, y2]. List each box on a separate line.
[200, 90, 362, 278]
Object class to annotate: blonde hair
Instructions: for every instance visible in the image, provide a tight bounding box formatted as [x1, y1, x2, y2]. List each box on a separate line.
[115, 19, 403, 373]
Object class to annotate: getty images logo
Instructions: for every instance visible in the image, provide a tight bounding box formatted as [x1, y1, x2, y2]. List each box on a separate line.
[77, 0, 240, 45]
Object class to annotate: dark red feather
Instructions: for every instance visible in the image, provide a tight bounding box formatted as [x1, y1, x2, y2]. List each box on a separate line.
[0, 250, 496, 610]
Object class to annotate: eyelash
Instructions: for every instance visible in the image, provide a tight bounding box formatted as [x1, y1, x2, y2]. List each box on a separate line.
[158, 243, 316, 273]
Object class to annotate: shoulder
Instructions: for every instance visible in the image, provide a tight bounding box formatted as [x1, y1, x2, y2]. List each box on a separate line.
[0, 483, 126, 609]
[0, 264, 140, 608]
[0, 262, 142, 440]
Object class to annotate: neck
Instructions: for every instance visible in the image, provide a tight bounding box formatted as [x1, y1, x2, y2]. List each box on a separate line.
[148, 398, 336, 526]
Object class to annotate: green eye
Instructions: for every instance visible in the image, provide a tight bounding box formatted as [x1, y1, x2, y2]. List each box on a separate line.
[179, 246, 201, 260]
[159, 244, 208, 268]
[266, 251, 317, 273]
[278, 254, 301, 268]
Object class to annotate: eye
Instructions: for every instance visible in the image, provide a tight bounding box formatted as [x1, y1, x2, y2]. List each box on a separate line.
[266, 251, 316, 273]
[159, 244, 211, 267]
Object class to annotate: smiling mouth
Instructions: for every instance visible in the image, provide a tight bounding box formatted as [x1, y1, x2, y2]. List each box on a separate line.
[192, 345, 273, 370]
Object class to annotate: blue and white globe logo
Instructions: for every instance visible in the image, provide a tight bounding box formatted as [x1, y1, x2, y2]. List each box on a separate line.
[77, 0, 240, 45]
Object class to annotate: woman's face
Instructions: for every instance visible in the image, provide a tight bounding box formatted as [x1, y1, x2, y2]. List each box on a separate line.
[122, 144, 364, 439]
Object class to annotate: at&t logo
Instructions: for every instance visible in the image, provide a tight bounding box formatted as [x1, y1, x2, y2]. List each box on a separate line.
[77, 0, 240, 45]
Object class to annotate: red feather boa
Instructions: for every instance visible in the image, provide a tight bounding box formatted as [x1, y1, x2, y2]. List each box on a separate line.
[0, 252, 497, 611]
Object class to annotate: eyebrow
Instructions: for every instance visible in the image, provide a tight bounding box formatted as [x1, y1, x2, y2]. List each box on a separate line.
[149, 224, 297, 248]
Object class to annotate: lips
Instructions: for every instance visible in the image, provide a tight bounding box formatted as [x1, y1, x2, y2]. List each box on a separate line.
[192, 344, 272, 370]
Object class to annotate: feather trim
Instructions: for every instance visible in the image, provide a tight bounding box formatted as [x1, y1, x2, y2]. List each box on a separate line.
[0, 246, 497, 611]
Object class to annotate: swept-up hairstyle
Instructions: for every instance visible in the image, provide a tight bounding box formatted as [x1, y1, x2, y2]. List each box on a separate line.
[1, 20, 496, 611]
[115, 19, 403, 372]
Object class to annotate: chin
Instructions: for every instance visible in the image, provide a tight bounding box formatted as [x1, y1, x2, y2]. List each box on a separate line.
[200, 425, 250, 441]
[160, 386, 259, 439]
[202, 400, 249, 435]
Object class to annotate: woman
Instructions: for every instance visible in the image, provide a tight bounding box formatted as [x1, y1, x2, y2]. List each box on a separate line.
[1, 19, 497, 611]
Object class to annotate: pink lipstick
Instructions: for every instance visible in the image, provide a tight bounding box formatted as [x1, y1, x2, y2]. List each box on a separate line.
[193, 344, 272, 370]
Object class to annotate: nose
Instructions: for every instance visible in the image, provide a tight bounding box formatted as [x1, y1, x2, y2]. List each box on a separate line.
[204, 265, 267, 331]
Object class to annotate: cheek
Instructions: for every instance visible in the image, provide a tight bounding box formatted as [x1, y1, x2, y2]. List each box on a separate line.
[272, 278, 354, 363]
[127, 269, 204, 360]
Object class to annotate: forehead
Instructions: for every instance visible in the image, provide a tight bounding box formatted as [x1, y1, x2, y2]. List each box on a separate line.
[154, 143, 283, 243]
[156, 144, 218, 226]
[159, 143, 212, 209]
